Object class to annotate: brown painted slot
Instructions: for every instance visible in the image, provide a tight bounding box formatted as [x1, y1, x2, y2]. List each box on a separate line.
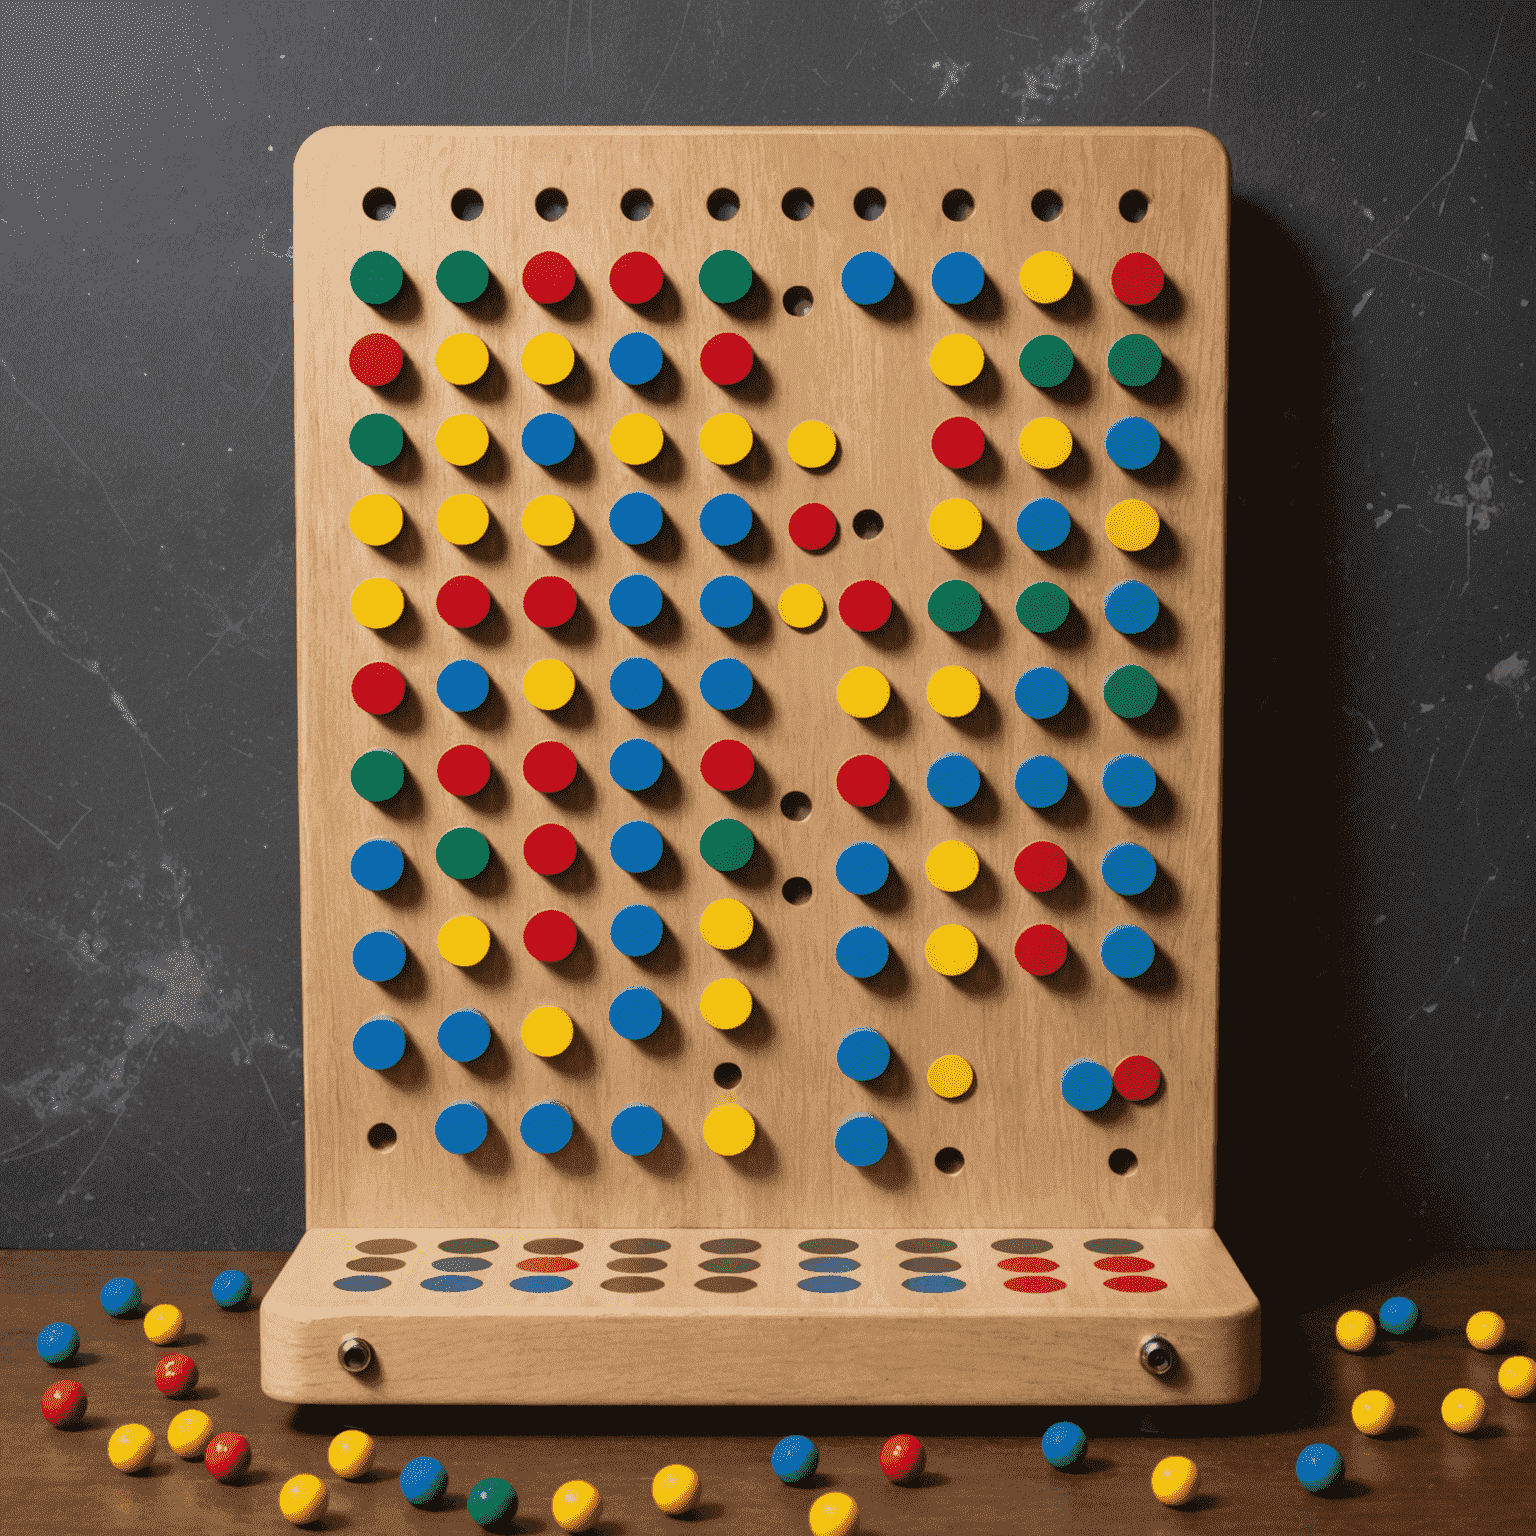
[611, 1237, 671, 1254]
[439, 1237, 499, 1253]
[799, 1237, 857, 1254]
[895, 1237, 957, 1253]
[355, 1237, 416, 1255]
[347, 1256, 406, 1272]
[700, 1237, 761, 1254]
[524, 1237, 584, 1255]
[700, 1257, 759, 1274]
[602, 1276, 665, 1294]
[608, 1257, 667, 1273]
[695, 1275, 756, 1293]
[900, 1257, 962, 1273]
[992, 1237, 1053, 1254]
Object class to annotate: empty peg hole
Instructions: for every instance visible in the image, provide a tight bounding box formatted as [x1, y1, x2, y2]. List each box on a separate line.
[1109, 1147, 1139, 1175]
[782, 876, 812, 905]
[366, 1122, 397, 1152]
[852, 509, 884, 539]
[935, 1146, 965, 1175]
[713, 1062, 742, 1089]
[621, 187, 653, 221]
[1119, 189, 1150, 222]
[780, 791, 812, 822]
[535, 187, 568, 221]
[782, 187, 814, 220]
[450, 187, 484, 221]
[854, 186, 886, 220]
[362, 187, 395, 221]
[1031, 188, 1064, 222]
[782, 285, 813, 316]
[707, 187, 740, 221]
[942, 188, 974, 221]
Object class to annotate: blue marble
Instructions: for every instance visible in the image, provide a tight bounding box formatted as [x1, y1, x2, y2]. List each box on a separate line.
[353, 1016, 406, 1071]
[835, 1114, 889, 1167]
[841, 250, 896, 305]
[609, 985, 663, 1041]
[931, 250, 986, 305]
[835, 842, 889, 896]
[927, 752, 981, 807]
[836, 1028, 891, 1082]
[435, 1100, 488, 1154]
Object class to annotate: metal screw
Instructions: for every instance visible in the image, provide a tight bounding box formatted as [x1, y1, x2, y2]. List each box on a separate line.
[1140, 1335, 1177, 1377]
[338, 1335, 373, 1373]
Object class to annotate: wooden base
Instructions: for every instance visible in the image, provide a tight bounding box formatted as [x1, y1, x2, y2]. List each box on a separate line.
[260, 1226, 1257, 1405]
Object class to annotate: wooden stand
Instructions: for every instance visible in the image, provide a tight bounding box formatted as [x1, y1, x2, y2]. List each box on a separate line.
[272, 125, 1252, 1404]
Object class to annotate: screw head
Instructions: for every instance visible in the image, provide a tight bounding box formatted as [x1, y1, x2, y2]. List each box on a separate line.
[338, 1335, 373, 1373]
[1140, 1335, 1177, 1377]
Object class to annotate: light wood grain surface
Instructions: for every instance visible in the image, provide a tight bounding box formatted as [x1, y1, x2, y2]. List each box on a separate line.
[260, 1225, 1257, 1404]
[294, 126, 1229, 1234]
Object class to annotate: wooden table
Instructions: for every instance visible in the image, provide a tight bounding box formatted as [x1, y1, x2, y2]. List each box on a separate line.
[4, 1249, 1531, 1533]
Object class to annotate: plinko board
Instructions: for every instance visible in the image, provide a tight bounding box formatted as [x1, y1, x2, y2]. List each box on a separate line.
[265, 125, 1255, 1405]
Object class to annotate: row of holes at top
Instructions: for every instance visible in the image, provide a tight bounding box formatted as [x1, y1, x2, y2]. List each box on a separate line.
[364, 185, 1153, 226]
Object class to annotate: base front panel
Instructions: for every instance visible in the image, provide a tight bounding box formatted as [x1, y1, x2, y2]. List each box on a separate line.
[261, 1226, 1258, 1404]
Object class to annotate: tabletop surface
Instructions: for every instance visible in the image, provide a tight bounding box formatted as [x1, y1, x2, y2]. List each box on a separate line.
[4, 1246, 1531, 1534]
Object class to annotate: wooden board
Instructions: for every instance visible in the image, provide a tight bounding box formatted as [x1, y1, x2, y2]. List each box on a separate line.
[277, 124, 1246, 1403]
[261, 1226, 1257, 1405]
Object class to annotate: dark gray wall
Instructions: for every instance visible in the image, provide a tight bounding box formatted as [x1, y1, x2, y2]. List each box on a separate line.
[2, 1, 1531, 1288]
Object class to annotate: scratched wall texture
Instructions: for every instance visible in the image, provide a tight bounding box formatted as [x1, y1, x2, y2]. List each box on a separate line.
[0, 1, 1530, 1281]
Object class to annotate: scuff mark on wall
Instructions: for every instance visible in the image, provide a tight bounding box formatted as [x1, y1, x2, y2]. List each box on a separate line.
[932, 57, 969, 100]
[1486, 651, 1528, 714]
[1435, 440, 1498, 532]
[1433, 407, 1502, 592]
[1437, 408, 1499, 534]
[1001, 0, 1122, 122]
[1343, 706, 1386, 753]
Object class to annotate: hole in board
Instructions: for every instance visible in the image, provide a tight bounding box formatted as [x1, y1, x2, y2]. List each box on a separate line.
[367, 1122, 397, 1152]
[935, 1146, 965, 1175]
[782, 187, 814, 220]
[853, 186, 885, 221]
[707, 187, 740, 221]
[1109, 1147, 1139, 1175]
[782, 876, 812, 905]
[535, 187, 568, 221]
[1119, 189, 1150, 223]
[942, 188, 974, 221]
[713, 1062, 743, 1089]
[1031, 188, 1064, 222]
[852, 509, 884, 540]
[621, 187, 653, 221]
[450, 187, 483, 221]
[782, 285, 813, 317]
[362, 187, 395, 221]
[780, 791, 812, 822]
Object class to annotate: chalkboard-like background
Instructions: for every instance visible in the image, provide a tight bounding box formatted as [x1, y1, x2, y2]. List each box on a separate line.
[2, 2, 1531, 1300]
